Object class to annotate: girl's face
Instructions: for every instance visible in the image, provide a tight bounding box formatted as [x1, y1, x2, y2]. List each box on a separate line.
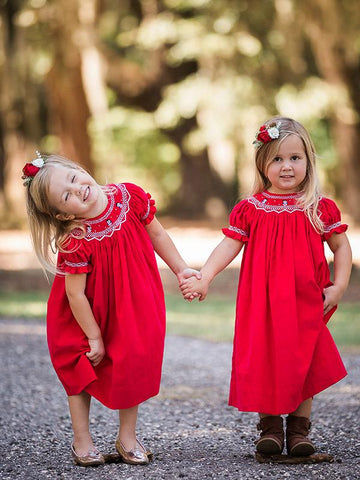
[47, 165, 107, 220]
[266, 134, 307, 194]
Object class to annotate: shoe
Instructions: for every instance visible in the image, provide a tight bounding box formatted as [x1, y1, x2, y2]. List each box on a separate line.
[255, 416, 284, 454]
[71, 443, 105, 467]
[115, 437, 150, 465]
[286, 415, 315, 456]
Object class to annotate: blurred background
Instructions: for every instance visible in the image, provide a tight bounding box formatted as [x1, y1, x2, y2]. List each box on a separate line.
[0, 0, 359, 345]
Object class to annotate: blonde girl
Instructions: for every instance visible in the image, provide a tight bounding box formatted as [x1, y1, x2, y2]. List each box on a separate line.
[23, 153, 199, 467]
[181, 117, 352, 456]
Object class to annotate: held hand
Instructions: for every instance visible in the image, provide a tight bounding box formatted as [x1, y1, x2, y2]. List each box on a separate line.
[180, 277, 209, 302]
[177, 268, 202, 302]
[323, 284, 343, 316]
[86, 337, 105, 367]
[177, 268, 202, 285]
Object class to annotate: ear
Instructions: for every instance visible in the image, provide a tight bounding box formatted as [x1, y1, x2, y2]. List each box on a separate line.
[56, 213, 76, 221]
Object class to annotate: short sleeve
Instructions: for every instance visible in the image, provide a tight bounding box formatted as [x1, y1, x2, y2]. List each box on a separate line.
[124, 183, 157, 225]
[222, 200, 250, 242]
[57, 237, 92, 274]
[319, 197, 348, 241]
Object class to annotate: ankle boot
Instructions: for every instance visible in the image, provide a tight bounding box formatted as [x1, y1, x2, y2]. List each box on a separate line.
[286, 415, 315, 456]
[255, 416, 284, 454]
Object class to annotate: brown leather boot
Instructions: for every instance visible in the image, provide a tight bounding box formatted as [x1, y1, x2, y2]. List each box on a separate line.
[255, 415, 284, 454]
[286, 415, 315, 456]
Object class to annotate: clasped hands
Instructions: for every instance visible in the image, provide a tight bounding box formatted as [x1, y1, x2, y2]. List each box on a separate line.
[177, 267, 208, 302]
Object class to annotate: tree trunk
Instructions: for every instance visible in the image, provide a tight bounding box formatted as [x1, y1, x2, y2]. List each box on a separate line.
[299, 0, 360, 221]
[165, 117, 234, 218]
[45, 0, 94, 172]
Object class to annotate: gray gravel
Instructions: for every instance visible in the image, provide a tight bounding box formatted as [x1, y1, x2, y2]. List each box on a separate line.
[1, 318, 359, 480]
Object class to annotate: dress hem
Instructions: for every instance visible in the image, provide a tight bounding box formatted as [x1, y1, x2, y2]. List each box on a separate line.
[228, 371, 347, 415]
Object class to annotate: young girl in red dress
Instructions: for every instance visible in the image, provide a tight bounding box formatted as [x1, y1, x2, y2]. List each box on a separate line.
[22, 153, 199, 467]
[181, 117, 352, 456]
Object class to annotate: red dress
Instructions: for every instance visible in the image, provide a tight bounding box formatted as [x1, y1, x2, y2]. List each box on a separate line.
[47, 183, 166, 409]
[222, 191, 347, 414]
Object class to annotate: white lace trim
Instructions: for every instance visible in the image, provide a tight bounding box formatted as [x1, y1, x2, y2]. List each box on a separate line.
[141, 199, 151, 221]
[227, 225, 248, 237]
[262, 191, 301, 200]
[64, 260, 89, 268]
[84, 184, 130, 242]
[324, 221, 342, 233]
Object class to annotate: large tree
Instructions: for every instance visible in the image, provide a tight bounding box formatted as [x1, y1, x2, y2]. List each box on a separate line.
[297, 0, 360, 221]
[0, 0, 359, 225]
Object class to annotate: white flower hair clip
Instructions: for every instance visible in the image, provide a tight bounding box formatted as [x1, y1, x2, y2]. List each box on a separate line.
[253, 121, 281, 148]
[22, 151, 46, 185]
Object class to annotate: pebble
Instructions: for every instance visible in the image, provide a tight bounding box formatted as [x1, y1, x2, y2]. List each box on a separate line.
[1, 318, 359, 479]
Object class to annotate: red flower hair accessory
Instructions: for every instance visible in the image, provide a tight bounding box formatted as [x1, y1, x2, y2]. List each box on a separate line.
[22, 151, 46, 185]
[253, 121, 281, 148]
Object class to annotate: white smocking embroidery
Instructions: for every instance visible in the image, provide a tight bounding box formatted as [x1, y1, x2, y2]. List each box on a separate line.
[84, 184, 131, 242]
[248, 196, 303, 214]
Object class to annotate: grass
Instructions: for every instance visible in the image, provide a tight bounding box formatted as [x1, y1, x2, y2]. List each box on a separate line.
[1, 291, 359, 348]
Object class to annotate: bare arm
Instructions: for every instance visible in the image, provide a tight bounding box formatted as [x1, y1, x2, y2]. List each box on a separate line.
[323, 232, 352, 315]
[145, 217, 200, 282]
[180, 237, 244, 301]
[65, 273, 105, 366]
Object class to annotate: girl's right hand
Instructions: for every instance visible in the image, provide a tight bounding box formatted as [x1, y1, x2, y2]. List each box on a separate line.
[180, 277, 209, 302]
[86, 337, 105, 366]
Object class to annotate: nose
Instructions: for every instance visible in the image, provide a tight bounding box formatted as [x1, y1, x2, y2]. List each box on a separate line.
[281, 160, 292, 170]
[71, 183, 83, 196]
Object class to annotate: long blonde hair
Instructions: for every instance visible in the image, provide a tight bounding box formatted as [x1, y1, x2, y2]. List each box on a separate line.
[24, 155, 87, 274]
[252, 116, 323, 232]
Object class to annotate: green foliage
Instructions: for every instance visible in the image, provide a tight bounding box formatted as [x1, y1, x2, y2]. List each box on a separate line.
[2, 291, 358, 349]
[165, 294, 360, 348]
[3, 0, 360, 219]
[89, 107, 181, 207]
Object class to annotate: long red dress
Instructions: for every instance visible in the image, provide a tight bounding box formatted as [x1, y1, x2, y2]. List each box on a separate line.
[47, 183, 166, 409]
[222, 191, 347, 414]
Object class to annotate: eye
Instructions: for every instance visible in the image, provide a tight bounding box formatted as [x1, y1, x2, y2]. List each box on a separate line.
[273, 157, 281, 162]
[65, 192, 70, 202]
[291, 155, 300, 161]
[71, 175, 76, 182]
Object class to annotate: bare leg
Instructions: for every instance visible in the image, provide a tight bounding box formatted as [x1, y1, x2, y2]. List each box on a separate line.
[118, 405, 145, 452]
[259, 397, 313, 419]
[290, 397, 313, 418]
[68, 392, 95, 456]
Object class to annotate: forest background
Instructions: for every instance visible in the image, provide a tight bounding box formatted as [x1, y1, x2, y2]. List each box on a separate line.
[1, 0, 360, 226]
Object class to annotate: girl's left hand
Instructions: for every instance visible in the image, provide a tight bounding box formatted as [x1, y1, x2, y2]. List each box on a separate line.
[177, 268, 202, 285]
[323, 284, 343, 316]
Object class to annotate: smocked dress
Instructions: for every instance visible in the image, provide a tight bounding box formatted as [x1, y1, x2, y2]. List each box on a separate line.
[222, 191, 347, 414]
[46, 183, 166, 410]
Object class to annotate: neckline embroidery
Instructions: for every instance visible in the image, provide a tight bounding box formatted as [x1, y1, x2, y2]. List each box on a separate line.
[72, 184, 131, 242]
[248, 191, 303, 213]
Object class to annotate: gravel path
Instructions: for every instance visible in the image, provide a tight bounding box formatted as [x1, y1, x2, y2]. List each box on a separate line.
[1, 318, 359, 480]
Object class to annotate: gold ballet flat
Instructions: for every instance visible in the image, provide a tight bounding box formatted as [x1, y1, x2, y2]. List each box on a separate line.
[115, 437, 150, 465]
[71, 443, 105, 467]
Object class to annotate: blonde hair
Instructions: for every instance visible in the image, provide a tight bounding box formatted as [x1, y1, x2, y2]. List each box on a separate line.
[252, 116, 323, 232]
[24, 155, 87, 274]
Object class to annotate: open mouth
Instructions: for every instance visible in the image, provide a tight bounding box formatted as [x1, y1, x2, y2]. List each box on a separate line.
[83, 186, 90, 201]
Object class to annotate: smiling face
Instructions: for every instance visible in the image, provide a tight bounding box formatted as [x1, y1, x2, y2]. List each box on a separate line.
[46, 165, 107, 220]
[266, 134, 308, 194]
